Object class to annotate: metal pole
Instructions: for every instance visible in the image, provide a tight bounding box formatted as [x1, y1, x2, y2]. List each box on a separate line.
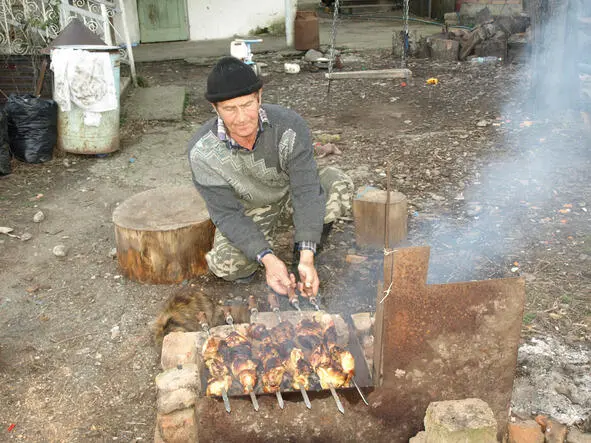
[285, 0, 295, 47]
[117, 0, 138, 87]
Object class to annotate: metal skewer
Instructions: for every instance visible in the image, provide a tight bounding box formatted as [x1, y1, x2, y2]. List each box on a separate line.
[267, 292, 282, 322]
[275, 391, 285, 409]
[248, 387, 259, 411]
[221, 388, 231, 413]
[308, 296, 321, 311]
[299, 386, 312, 409]
[197, 311, 211, 336]
[222, 306, 236, 330]
[328, 384, 345, 414]
[352, 377, 368, 406]
[248, 295, 258, 323]
[287, 283, 303, 317]
[198, 311, 231, 413]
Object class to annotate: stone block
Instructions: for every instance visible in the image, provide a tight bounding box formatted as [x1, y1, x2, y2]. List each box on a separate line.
[508, 420, 544, 443]
[161, 332, 199, 371]
[155, 364, 200, 394]
[428, 38, 460, 62]
[158, 387, 197, 415]
[157, 408, 197, 443]
[351, 312, 373, 336]
[424, 398, 497, 443]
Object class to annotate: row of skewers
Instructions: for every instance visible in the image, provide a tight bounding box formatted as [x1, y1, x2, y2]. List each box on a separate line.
[197, 293, 368, 414]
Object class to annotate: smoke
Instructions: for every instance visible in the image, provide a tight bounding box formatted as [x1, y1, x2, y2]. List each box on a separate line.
[420, 0, 590, 285]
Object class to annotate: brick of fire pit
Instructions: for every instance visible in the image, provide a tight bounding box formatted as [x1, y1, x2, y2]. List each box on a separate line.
[351, 312, 373, 336]
[160, 331, 199, 370]
[422, 398, 497, 443]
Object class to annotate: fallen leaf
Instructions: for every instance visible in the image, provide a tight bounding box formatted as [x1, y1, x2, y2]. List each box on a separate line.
[346, 254, 368, 264]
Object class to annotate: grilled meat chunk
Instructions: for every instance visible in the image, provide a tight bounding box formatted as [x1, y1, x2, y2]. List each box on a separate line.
[206, 374, 233, 397]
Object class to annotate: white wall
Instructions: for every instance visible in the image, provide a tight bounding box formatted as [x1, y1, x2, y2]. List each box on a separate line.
[113, 0, 140, 45]
[187, 0, 285, 41]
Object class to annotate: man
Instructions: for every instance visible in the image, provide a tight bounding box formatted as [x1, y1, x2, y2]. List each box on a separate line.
[188, 56, 353, 298]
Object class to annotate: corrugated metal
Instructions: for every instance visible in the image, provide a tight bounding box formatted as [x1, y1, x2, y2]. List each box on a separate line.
[0, 55, 53, 107]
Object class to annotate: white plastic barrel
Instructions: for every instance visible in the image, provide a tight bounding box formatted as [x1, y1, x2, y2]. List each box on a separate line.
[51, 45, 121, 155]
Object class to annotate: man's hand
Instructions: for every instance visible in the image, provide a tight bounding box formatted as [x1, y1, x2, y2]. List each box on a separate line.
[297, 250, 320, 297]
[261, 253, 293, 295]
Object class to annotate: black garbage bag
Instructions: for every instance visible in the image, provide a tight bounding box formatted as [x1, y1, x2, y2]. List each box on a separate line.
[0, 109, 11, 176]
[6, 94, 57, 164]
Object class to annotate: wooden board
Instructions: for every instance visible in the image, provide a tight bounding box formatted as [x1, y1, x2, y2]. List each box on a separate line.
[112, 185, 214, 284]
[325, 69, 412, 80]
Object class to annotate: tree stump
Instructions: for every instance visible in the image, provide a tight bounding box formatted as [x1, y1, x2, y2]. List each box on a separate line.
[353, 186, 407, 249]
[112, 186, 215, 284]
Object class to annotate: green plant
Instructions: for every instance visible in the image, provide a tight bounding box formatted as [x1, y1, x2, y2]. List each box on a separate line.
[523, 312, 536, 325]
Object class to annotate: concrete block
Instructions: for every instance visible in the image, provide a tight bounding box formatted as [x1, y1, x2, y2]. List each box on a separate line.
[508, 420, 544, 443]
[424, 398, 497, 443]
[428, 38, 460, 62]
[536, 416, 569, 443]
[125, 85, 186, 121]
[157, 408, 197, 443]
[351, 312, 373, 336]
[158, 387, 197, 415]
[161, 331, 199, 371]
[155, 363, 200, 393]
[409, 431, 427, 442]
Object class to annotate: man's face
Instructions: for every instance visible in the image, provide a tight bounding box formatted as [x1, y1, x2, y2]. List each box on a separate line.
[214, 91, 261, 140]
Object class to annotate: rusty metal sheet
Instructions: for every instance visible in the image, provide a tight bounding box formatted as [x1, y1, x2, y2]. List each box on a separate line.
[369, 246, 525, 441]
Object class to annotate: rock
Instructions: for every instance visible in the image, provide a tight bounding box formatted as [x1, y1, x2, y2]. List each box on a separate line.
[567, 428, 591, 443]
[304, 49, 324, 62]
[160, 332, 199, 371]
[477, 120, 490, 127]
[155, 364, 199, 393]
[108, 247, 117, 258]
[110, 325, 120, 340]
[157, 388, 197, 415]
[52, 245, 67, 257]
[0, 226, 13, 234]
[20, 232, 33, 241]
[508, 420, 544, 443]
[351, 312, 373, 335]
[33, 211, 45, 223]
[424, 398, 497, 443]
[157, 408, 197, 443]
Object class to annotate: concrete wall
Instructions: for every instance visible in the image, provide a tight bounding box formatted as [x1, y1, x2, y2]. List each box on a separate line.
[186, 0, 286, 41]
[459, 0, 523, 16]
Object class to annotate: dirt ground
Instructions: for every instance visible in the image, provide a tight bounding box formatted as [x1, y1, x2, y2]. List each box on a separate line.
[1, 49, 590, 441]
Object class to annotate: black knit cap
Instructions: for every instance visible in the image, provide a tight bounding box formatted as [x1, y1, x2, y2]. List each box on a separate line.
[205, 56, 263, 103]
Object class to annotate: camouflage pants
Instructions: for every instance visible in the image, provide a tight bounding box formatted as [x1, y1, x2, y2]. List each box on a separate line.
[206, 166, 354, 281]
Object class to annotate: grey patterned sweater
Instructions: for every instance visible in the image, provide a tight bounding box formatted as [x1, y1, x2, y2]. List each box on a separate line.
[188, 104, 325, 261]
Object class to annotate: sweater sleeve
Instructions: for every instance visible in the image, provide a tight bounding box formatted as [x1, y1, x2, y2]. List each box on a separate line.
[283, 116, 325, 244]
[189, 148, 270, 261]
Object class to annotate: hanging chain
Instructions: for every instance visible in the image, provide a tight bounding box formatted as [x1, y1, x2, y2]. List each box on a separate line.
[401, 0, 410, 69]
[327, 0, 340, 97]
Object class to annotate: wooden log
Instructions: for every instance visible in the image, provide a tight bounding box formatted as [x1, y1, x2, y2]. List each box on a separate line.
[325, 68, 412, 80]
[112, 185, 215, 284]
[352, 186, 407, 248]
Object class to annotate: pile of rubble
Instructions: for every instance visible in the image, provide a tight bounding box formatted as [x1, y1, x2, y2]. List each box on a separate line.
[393, 9, 530, 63]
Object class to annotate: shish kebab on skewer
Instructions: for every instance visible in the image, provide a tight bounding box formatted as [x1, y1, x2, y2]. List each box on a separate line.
[198, 311, 232, 413]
